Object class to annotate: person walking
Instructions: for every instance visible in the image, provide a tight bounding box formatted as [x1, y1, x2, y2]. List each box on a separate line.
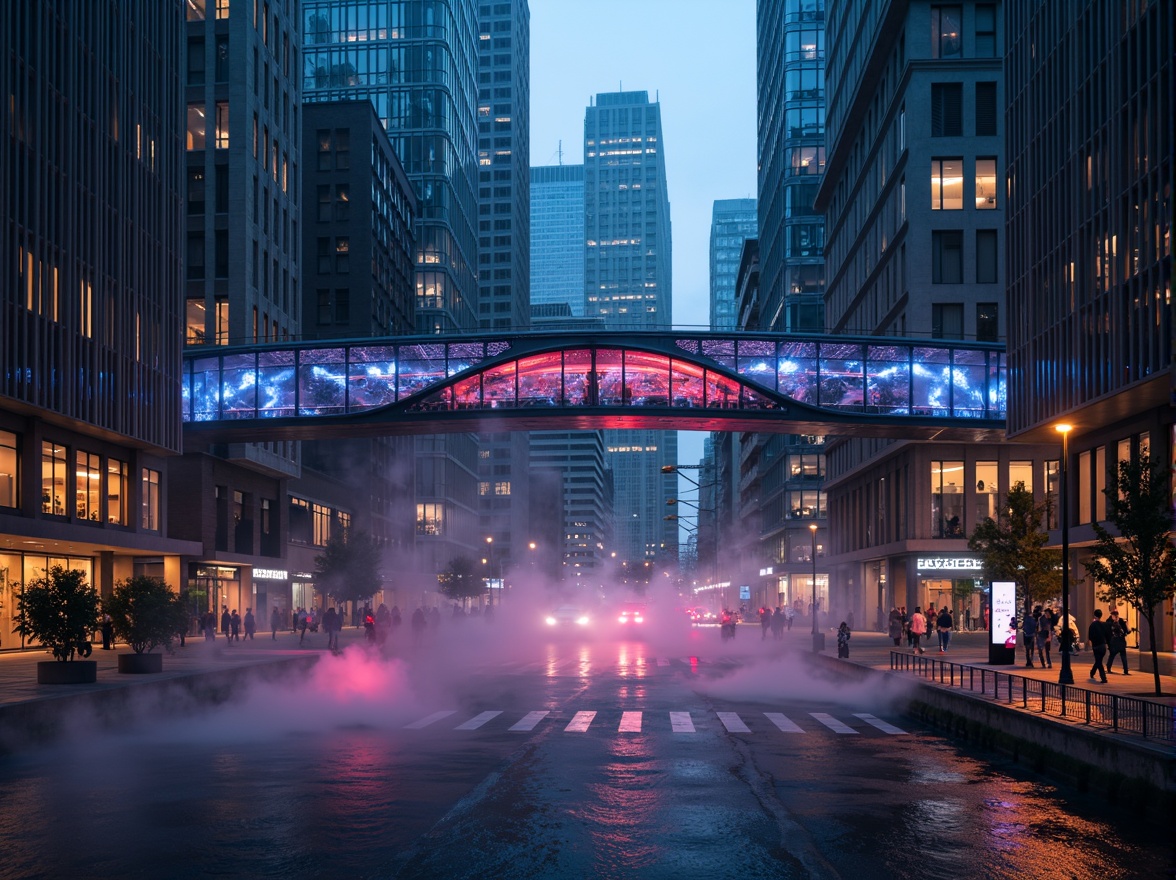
[1022, 607, 1039, 667]
[759, 607, 771, 640]
[1105, 609, 1132, 675]
[411, 606, 427, 645]
[1087, 609, 1110, 683]
[297, 607, 310, 646]
[100, 613, 114, 650]
[771, 606, 784, 640]
[323, 606, 341, 653]
[1033, 606, 1053, 668]
[936, 607, 954, 653]
[220, 606, 231, 641]
[909, 606, 926, 654]
[836, 621, 851, 658]
[270, 606, 281, 640]
[229, 609, 241, 643]
[785, 604, 796, 631]
[901, 606, 911, 647]
[888, 607, 903, 646]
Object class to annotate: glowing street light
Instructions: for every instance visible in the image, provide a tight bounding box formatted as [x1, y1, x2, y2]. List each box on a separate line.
[1056, 423, 1074, 685]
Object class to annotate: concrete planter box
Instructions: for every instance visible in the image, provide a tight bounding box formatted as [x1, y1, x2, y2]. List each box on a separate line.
[118, 652, 163, 674]
[36, 661, 98, 684]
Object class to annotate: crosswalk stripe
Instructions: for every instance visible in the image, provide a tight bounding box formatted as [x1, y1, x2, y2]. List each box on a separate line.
[405, 710, 457, 730]
[619, 711, 642, 732]
[454, 710, 502, 730]
[811, 712, 858, 734]
[854, 713, 907, 735]
[670, 711, 695, 732]
[565, 710, 596, 732]
[764, 712, 804, 732]
[717, 711, 750, 733]
[509, 710, 549, 731]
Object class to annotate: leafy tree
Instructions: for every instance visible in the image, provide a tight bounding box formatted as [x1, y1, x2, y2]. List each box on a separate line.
[437, 556, 484, 606]
[104, 575, 189, 655]
[13, 566, 100, 661]
[1082, 452, 1176, 696]
[968, 483, 1062, 620]
[314, 529, 384, 607]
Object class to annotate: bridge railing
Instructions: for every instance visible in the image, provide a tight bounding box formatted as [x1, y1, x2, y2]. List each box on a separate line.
[889, 651, 1175, 742]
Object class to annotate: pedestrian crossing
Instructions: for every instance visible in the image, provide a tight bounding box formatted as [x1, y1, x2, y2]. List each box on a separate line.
[402, 708, 909, 736]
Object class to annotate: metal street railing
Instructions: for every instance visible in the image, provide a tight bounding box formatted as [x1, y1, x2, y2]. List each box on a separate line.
[889, 651, 1175, 744]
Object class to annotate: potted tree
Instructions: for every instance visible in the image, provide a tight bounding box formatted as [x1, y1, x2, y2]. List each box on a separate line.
[105, 575, 189, 673]
[13, 565, 100, 684]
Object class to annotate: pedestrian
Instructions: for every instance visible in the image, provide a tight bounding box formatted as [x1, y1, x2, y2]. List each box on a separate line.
[243, 608, 256, 640]
[909, 606, 926, 654]
[1022, 607, 1039, 667]
[391, 605, 403, 630]
[291, 608, 298, 633]
[323, 606, 341, 652]
[964, 607, 972, 631]
[1034, 606, 1052, 668]
[936, 607, 954, 653]
[297, 607, 310, 645]
[785, 604, 795, 630]
[270, 606, 281, 640]
[901, 606, 911, 647]
[888, 607, 903, 646]
[202, 610, 215, 642]
[411, 607, 427, 644]
[230, 609, 241, 643]
[220, 606, 231, 641]
[836, 621, 851, 658]
[771, 606, 784, 639]
[100, 613, 114, 650]
[759, 606, 771, 640]
[1087, 609, 1109, 683]
[1105, 609, 1132, 675]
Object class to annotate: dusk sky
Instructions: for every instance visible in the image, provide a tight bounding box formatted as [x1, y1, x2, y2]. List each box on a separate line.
[530, 0, 758, 473]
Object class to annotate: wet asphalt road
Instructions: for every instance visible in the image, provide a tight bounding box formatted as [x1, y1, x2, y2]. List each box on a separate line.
[1, 626, 1172, 879]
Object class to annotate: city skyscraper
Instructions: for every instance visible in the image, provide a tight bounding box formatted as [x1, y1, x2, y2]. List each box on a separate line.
[530, 164, 585, 315]
[709, 199, 758, 330]
[583, 90, 676, 565]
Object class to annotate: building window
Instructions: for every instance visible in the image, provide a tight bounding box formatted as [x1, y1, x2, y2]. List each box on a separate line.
[106, 459, 128, 525]
[930, 83, 963, 136]
[75, 451, 101, 521]
[975, 158, 997, 208]
[931, 230, 963, 283]
[0, 430, 18, 509]
[215, 298, 229, 344]
[1044, 460, 1060, 529]
[494, 481, 511, 495]
[973, 461, 998, 524]
[1009, 460, 1033, 493]
[976, 229, 998, 283]
[215, 37, 229, 82]
[141, 468, 161, 531]
[187, 38, 205, 85]
[976, 302, 999, 341]
[975, 5, 997, 57]
[931, 460, 964, 537]
[41, 441, 67, 515]
[417, 502, 443, 535]
[931, 158, 963, 209]
[186, 104, 207, 150]
[187, 168, 205, 215]
[931, 303, 964, 339]
[930, 6, 962, 59]
[335, 237, 350, 274]
[214, 102, 229, 149]
[215, 0, 229, 19]
[975, 82, 997, 136]
[186, 234, 205, 280]
[316, 185, 331, 222]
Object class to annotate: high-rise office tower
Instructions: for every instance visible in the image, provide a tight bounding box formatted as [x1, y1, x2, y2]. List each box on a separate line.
[303, 1, 483, 590]
[1004, 1, 1173, 653]
[816, 1, 1054, 627]
[709, 199, 758, 331]
[1, 0, 194, 638]
[476, 0, 531, 582]
[583, 90, 676, 566]
[530, 164, 585, 315]
[752, 0, 828, 615]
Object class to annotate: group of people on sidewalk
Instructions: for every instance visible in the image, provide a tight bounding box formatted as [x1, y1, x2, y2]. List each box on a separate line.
[887, 605, 956, 654]
[197, 606, 256, 643]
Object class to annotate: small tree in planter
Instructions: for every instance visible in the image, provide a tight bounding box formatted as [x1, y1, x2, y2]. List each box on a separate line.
[104, 575, 189, 674]
[13, 565, 100, 684]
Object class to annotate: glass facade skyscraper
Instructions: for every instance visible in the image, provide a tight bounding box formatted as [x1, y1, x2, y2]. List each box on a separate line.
[530, 164, 585, 315]
[709, 199, 757, 330]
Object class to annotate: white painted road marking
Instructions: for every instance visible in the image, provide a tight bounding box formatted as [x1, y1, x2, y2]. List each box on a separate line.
[565, 711, 597, 732]
[509, 711, 549, 731]
[455, 711, 502, 730]
[765, 712, 804, 733]
[670, 711, 695, 732]
[619, 711, 643, 732]
[717, 712, 750, 733]
[405, 710, 457, 730]
[854, 713, 907, 735]
[811, 712, 858, 734]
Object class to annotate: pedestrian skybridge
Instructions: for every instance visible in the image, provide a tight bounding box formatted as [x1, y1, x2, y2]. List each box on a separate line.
[181, 331, 1008, 442]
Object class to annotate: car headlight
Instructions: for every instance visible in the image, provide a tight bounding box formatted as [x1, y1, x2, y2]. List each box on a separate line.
[576, 616, 590, 626]
[545, 616, 557, 626]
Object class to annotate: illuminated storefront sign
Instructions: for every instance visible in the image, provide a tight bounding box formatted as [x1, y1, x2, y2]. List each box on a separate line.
[916, 557, 982, 571]
[759, 566, 774, 576]
[252, 568, 288, 581]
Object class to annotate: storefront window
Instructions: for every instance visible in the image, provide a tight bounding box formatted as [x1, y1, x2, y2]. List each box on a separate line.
[0, 430, 18, 508]
[973, 461, 998, 524]
[75, 451, 101, 521]
[41, 441, 67, 516]
[931, 460, 965, 537]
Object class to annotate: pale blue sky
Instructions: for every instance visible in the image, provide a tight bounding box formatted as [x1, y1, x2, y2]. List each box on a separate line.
[530, 1, 758, 473]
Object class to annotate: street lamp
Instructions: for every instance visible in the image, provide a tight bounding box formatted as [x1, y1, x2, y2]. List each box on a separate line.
[810, 522, 824, 652]
[1056, 423, 1074, 685]
[484, 536, 496, 607]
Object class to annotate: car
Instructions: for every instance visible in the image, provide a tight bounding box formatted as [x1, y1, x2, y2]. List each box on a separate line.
[545, 605, 592, 628]
[687, 607, 716, 625]
[617, 604, 647, 626]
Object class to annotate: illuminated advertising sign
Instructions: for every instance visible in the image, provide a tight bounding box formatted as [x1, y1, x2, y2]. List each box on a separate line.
[252, 568, 288, 581]
[990, 581, 1017, 647]
[916, 557, 983, 571]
